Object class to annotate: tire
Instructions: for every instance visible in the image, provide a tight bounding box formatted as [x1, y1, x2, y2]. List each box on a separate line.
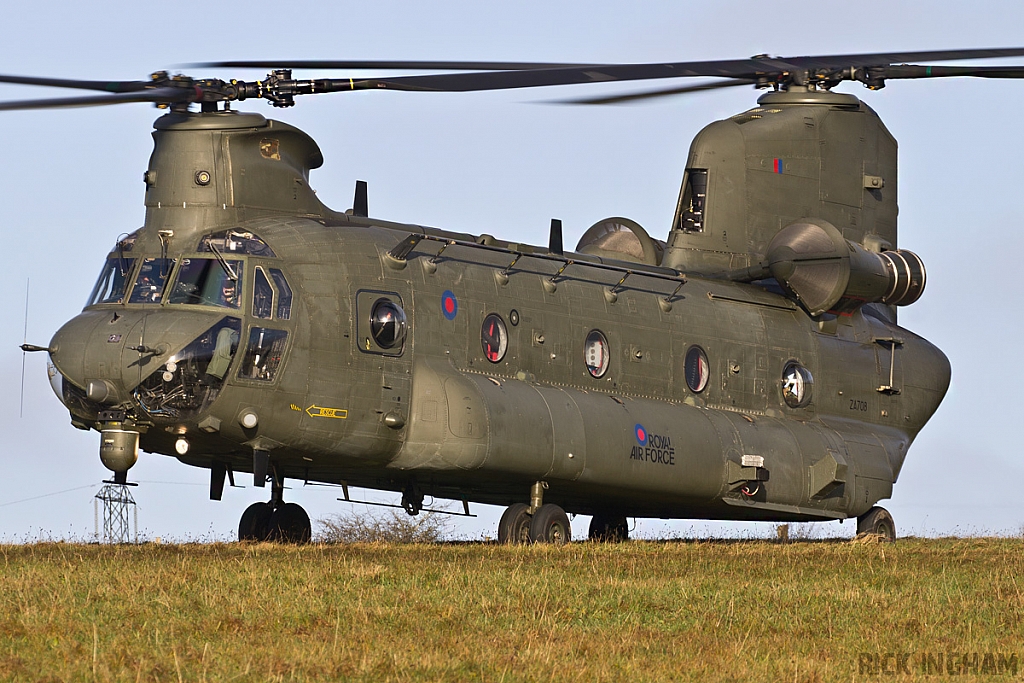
[529, 504, 571, 545]
[238, 502, 273, 541]
[268, 502, 312, 544]
[857, 506, 896, 542]
[498, 503, 532, 544]
[589, 513, 629, 542]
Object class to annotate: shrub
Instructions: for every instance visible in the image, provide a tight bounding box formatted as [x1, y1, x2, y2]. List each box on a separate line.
[317, 507, 448, 543]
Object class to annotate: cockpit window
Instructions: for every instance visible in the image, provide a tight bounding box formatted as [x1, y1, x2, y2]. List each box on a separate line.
[133, 317, 242, 421]
[252, 267, 273, 319]
[128, 258, 175, 304]
[238, 328, 289, 382]
[87, 256, 136, 306]
[269, 268, 292, 320]
[198, 229, 276, 257]
[168, 258, 243, 309]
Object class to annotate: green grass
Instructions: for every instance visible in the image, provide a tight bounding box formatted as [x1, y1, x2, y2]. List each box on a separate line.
[1, 538, 1023, 681]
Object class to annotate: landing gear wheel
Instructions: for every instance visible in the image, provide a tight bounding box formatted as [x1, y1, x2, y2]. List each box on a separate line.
[529, 504, 571, 545]
[589, 513, 629, 542]
[238, 502, 273, 541]
[498, 503, 532, 544]
[268, 502, 312, 544]
[857, 506, 896, 542]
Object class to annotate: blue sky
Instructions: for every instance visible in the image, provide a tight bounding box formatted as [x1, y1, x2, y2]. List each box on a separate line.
[2, 1, 1024, 541]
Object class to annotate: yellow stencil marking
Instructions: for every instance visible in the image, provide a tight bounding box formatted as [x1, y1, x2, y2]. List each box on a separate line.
[306, 405, 348, 419]
[290, 404, 302, 411]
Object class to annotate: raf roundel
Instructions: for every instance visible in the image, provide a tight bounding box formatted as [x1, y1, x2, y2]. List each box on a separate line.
[634, 424, 647, 445]
[441, 290, 458, 320]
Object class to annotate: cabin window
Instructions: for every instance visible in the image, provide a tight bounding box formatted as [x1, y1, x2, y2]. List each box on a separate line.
[481, 314, 508, 363]
[128, 258, 176, 304]
[87, 257, 136, 306]
[685, 345, 709, 393]
[238, 328, 289, 382]
[167, 258, 243, 309]
[370, 299, 407, 349]
[781, 361, 813, 408]
[584, 330, 610, 378]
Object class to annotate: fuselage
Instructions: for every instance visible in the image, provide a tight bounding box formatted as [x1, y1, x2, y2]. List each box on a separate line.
[49, 213, 950, 522]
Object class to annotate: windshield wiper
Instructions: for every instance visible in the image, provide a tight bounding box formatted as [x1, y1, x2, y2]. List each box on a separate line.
[208, 242, 238, 281]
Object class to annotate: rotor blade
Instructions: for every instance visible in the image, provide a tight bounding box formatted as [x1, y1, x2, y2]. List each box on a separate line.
[194, 60, 598, 71]
[0, 73, 152, 93]
[343, 47, 1024, 94]
[882, 64, 1024, 80]
[549, 79, 755, 105]
[779, 47, 1024, 70]
[0, 87, 196, 111]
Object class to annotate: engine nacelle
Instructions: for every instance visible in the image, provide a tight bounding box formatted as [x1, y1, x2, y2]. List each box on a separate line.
[766, 219, 925, 316]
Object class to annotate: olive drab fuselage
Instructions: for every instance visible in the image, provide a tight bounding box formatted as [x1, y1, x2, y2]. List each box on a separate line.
[47, 90, 951, 524]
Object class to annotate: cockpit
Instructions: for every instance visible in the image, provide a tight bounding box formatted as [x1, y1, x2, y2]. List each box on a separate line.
[68, 228, 296, 423]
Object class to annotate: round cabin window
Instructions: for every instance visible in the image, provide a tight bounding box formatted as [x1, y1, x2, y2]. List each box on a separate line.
[685, 345, 709, 393]
[781, 361, 813, 408]
[481, 314, 508, 363]
[370, 299, 407, 349]
[584, 330, 610, 378]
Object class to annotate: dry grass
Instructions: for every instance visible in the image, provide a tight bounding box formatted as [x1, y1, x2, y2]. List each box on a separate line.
[1, 538, 1023, 681]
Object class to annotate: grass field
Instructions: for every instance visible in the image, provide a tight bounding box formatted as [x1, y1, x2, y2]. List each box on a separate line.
[1, 538, 1023, 682]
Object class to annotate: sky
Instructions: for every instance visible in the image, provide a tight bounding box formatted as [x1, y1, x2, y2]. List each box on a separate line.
[2, 1, 1024, 542]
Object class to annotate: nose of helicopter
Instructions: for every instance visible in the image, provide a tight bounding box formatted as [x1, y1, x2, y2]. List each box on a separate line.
[48, 308, 232, 410]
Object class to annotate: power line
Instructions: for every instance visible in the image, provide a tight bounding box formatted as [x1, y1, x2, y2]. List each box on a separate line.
[0, 483, 101, 508]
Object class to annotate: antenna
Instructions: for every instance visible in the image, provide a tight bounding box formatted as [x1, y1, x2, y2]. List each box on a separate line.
[20, 278, 28, 418]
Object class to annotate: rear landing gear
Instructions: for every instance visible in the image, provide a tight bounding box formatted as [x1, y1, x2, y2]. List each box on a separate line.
[857, 506, 896, 542]
[497, 503, 532, 544]
[497, 482, 572, 545]
[529, 504, 571, 544]
[588, 513, 629, 542]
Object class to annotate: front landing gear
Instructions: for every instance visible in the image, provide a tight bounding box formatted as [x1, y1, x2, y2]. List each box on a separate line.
[857, 506, 896, 542]
[237, 473, 311, 543]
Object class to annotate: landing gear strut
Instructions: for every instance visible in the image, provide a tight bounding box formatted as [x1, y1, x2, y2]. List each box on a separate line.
[497, 481, 571, 545]
[237, 466, 311, 543]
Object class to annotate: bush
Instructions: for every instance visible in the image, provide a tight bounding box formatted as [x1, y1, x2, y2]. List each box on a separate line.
[317, 507, 448, 543]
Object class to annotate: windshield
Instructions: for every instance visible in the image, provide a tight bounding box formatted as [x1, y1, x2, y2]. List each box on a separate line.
[128, 258, 175, 304]
[167, 257, 243, 309]
[86, 256, 136, 307]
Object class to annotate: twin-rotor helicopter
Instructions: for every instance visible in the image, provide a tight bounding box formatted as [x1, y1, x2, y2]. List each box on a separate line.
[9, 48, 1023, 543]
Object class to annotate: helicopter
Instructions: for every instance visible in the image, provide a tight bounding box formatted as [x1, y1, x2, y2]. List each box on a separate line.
[9, 48, 1023, 544]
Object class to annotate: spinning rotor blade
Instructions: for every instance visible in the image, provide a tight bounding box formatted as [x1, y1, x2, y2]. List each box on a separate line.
[551, 79, 755, 105]
[195, 60, 596, 71]
[6, 47, 1024, 111]
[881, 64, 1024, 80]
[342, 47, 1024, 93]
[0, 74, 152, 92]
[0, 87, 197, 111]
